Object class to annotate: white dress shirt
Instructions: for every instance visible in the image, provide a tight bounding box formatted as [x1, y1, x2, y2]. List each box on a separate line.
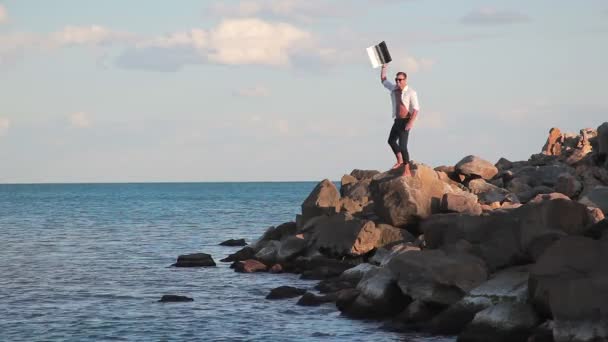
[382, 80, 420, 119]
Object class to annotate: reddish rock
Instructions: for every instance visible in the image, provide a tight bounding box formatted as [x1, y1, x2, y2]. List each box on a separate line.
[233, 259, 268, 273]
[542, 127, 563, 156]
[440, 192, 482, 215]
[269, 264, 283, 273]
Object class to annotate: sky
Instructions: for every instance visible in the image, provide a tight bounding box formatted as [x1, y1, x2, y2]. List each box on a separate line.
[0, 0, 607, 183]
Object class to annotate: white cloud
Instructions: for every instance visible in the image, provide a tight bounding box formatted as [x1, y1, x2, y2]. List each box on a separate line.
[0, 5, 7, 24]
[234, 85, 271, 97]
[206, 0, 347, 22]
[69, 112, 92, 128]
[51, 25, 134, 47]
[0, 117, 10, 136]
[461, 8, 530, 26]
[117, 18, 315, 70]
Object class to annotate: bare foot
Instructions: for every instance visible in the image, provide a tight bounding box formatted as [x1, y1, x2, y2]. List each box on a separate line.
[391, 162, 403, 169]
[402, 164, 412, 177]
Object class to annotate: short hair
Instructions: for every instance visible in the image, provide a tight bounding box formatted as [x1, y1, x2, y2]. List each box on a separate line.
[396, 72, 407, 79]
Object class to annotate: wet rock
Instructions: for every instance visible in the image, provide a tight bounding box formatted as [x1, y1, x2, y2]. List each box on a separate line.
[233, 259, 268, 273]
[254, 240, 280, 265]
[458, 303, 540, 342]
[250, 222, 297, 252]
[343, 267, 409, 318]
[269, 264, 283, 273]
[300, 179, 340, 226]
[387, 249, 488, 306]
[455, 155, 499, 180]
[297, 292, 336, 306]
[431, 266, 529, 334]
[172, 253, 216, 267]
[276, 235, 308, 262]
[266, 286, 307, 300]
[219, 238, 247, 246]
[158, 295, 194, 302]
[220, 246, 256, 262]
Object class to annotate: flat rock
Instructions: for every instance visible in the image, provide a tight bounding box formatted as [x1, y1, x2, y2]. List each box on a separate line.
[266, 286, 307, 300]
[233, 259, 268, 273]
[158, 295, 193, 302]
[172, 253, 216, 267]
[455, 155, 499, 180]
[219, 238, 247, 246]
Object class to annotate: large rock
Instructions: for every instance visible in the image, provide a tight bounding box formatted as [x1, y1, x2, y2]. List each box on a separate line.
[276, 235, 308, 262]
[431, 266, 529, 334]
[542, 127, 563, 156]
[423, 198, 597, 271]
[455, 155, 499, 180]
[370, 163, 467, 226]
[529, 236, 608, 342]
[341, 178, 372, 202]
[350, 169, 380, 180]
[220, 246, 255, 262]
[510, 164, 574, 188]
[300, 179, 340, 226]
[254, 240, 280, 264]
[172, 253, 216, 267]
[578, 185, 608, 215]
[467, 179, 518, 205]
[386, 249, 488, 306]
[339, 267, 409, 318]
[250, 222, 297, 252]
[369, 242, 421, 266]
[457, 303, 541, 342]
[306, 213, 380, 257]
[375, 223, 416, 248]
[440, 192, 482, 215]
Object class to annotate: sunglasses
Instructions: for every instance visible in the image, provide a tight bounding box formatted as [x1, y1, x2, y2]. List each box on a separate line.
[395, 78, 406, 82]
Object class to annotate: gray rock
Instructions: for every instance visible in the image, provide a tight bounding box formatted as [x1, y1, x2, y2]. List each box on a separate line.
[467, 178, 518, 205]
[158, 295, 193, 302]
[458, 303, 541, 342]
[440, 192, 482, 215]
[172, 253, 216, 267]
[254, 240, 280, 264]
[579, 185, 608, 215]
[455, 155, 499, 180]
[306, 213, 379, 257]
[276, 235, 308, 262]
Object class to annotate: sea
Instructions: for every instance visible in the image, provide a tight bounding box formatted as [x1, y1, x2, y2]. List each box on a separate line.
[0, 182, 455, 342]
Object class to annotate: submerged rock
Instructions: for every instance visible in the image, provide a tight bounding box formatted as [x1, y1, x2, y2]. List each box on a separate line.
[266, 286, 307, 300]
[219, 238, 247, 246]
[158, 295, 193, 302]
[172, 253, 216, 267]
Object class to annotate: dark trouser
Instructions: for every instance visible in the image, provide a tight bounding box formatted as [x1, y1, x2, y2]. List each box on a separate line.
[388, 118, 410, 163]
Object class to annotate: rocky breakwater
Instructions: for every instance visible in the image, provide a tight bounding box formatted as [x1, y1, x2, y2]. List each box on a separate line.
[222, 122, 608, 342]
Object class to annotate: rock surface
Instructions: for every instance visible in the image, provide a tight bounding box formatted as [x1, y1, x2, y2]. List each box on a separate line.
[158, 295, 194, 302]
[172, 253, 216, 267]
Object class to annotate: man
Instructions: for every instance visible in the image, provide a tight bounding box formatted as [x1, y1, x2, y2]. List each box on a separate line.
[380, 64, 420, 177]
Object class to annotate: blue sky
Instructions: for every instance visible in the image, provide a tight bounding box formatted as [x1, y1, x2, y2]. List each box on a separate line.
[0, 0, 607, 183]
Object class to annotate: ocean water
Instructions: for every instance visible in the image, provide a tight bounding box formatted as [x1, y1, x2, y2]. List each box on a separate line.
[0, 183, 455, 342]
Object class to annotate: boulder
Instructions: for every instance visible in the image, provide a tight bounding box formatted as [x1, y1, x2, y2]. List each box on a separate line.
[300, 179, 340, 226]
[370, 163, 467, 226]
[542, 127, 563, 156]
[338, 197, 365, 215]
[529, 236, 608, 342]
[431, 266, 529, 334]
[293, 255, 357, 280]
[440, 192, 482, 215]
[233, 259, 268, 273]
[495, 158, 513, 171]
[386, 249, 488, 306]
[220, 246, 256, 262]
[341, 174, 357, 187]
[297, 292, 336, 306]
[375, 223, 416, 248]
[254, 240, 280, 265]
[172, 253, 216, 267]
[341, 178, 372, 202]
[554, 173, 582, 198]
[467, 179, 518, 205]
[306, 213, 380, 257]
[158, 295, 194, 302]
[578, 185, 608, 215]
[219, 238, 247, 246]
[276, 235, 308, 262]
[339, 263, 379, 283]
[340, 267, 409, 318]
[510, 164, 574, 188]
[458, 303, 541, 342]
[423, 198, 596, 271]
[398, 299, 442, 324]
[455, 155, 499, 180]
[350, 169, 380, 180]
[266, 286, 307, 300]
[251, 222, 297, 251]
[369, 242, 421, 266]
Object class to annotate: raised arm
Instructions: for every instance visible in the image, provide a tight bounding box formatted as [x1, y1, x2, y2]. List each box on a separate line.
[380, 64, 387, 83]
